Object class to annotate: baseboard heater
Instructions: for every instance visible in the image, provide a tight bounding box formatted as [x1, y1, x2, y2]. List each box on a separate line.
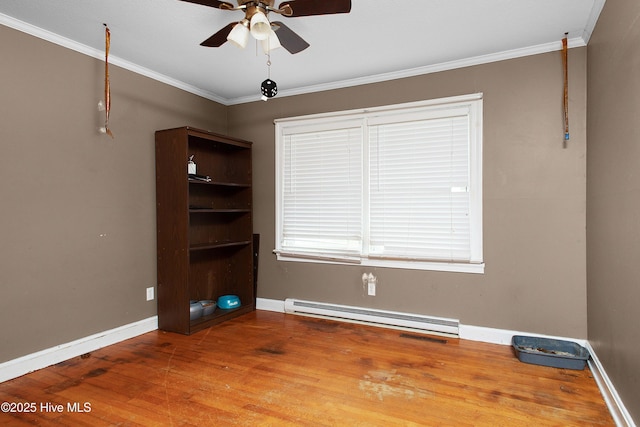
[284, 298, 459, 337]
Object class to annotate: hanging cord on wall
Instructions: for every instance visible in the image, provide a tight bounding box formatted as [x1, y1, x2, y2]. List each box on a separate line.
[562, 33, 569, 147]
[99, 23, 114, 138]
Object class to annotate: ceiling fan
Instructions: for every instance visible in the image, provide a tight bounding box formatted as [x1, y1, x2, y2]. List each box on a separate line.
[180, 0, 352, 54]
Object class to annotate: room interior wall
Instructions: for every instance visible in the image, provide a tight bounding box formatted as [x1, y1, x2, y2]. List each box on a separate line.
[1, 17, 592, 372]
[3, 4, 638, 420]
[228, 48, 588, 339]
[586, 0, 640, 420]
[0, 25, 227, 363]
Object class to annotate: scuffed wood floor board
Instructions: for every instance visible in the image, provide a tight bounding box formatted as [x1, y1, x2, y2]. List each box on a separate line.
[0, 311, 613, 426]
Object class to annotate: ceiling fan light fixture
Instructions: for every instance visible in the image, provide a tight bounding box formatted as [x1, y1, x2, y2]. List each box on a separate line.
[250, 11, 271, 40]
[261, 28, 281, 52]
[227, 19, 250, 48]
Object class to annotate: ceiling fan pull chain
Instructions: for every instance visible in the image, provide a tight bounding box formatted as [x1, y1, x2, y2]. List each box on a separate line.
[267, 53, 271, 78]
[260, 51, 278, 100]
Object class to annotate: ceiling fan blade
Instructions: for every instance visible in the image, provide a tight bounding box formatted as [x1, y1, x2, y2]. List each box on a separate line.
[271, 21, 309, 54]
[200, 22, 236, 47]
[179, 0, 235, 10]
[277, 0, 351, 17]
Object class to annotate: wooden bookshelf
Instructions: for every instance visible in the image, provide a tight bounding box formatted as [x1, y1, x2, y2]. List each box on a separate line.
[155, 126, 254, 334]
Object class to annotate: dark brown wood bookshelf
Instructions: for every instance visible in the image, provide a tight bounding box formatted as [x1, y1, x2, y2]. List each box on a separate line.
[155, 126, 254, 334]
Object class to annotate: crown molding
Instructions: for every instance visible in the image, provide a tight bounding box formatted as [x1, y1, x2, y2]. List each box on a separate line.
[229, 36, 586, 105]
[0, 13, 230, 105]
[2, 9, 596, 107]
[583, 0, 606, 43]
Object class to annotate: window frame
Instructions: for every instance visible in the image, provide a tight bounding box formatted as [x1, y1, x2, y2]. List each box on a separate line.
[274, 93, 484, 274]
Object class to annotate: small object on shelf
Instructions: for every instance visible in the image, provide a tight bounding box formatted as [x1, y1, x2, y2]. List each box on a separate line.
[188, 173, 211, 182]
[512, 335, 590, 370]
[218, 295, 241, 309]
[200, 300, 217, 316]
[188, 154, 197, 174]
[189, 300, 203, 320]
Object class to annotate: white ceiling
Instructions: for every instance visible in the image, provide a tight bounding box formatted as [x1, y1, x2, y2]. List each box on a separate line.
[0, 0, 605, 105]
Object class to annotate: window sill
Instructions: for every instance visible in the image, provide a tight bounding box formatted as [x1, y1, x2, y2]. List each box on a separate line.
[275, 251, 485, 274]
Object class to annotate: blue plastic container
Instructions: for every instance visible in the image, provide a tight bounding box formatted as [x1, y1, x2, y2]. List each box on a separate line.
[512, 335, 590, 370]
[217, 295, 241, 309]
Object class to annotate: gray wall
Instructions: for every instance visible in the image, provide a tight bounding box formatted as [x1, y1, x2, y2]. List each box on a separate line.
[587, 0, 640, 421]
[3, 9, 638, 422]
[1, 15, 590, 361]
[229, 49, 589, 339]
[0, 25, 226, 362]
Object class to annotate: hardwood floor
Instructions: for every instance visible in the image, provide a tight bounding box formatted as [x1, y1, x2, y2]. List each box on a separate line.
[0, 311, 613, 426]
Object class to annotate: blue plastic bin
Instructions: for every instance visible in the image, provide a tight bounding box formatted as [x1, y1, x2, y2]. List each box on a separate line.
[512, 335, 590, 370]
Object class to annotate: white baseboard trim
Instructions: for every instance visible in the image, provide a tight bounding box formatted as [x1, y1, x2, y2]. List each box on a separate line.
[256, 297, 285, 313]
[256, 298, 634, 427]
[258, 298, 588, 346]
[0, 316, 158, 384]
[458, 324, 588, 347]
[585, 342, 637, 427]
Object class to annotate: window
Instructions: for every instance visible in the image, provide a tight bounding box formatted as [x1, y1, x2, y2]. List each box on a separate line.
[275, 94, 483, 273]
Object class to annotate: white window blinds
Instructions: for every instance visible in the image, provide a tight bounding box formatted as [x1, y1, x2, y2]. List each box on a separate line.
[275, 94, 483, 272]
[368, 111, 471, 262]
[281, 124, 363, 255]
